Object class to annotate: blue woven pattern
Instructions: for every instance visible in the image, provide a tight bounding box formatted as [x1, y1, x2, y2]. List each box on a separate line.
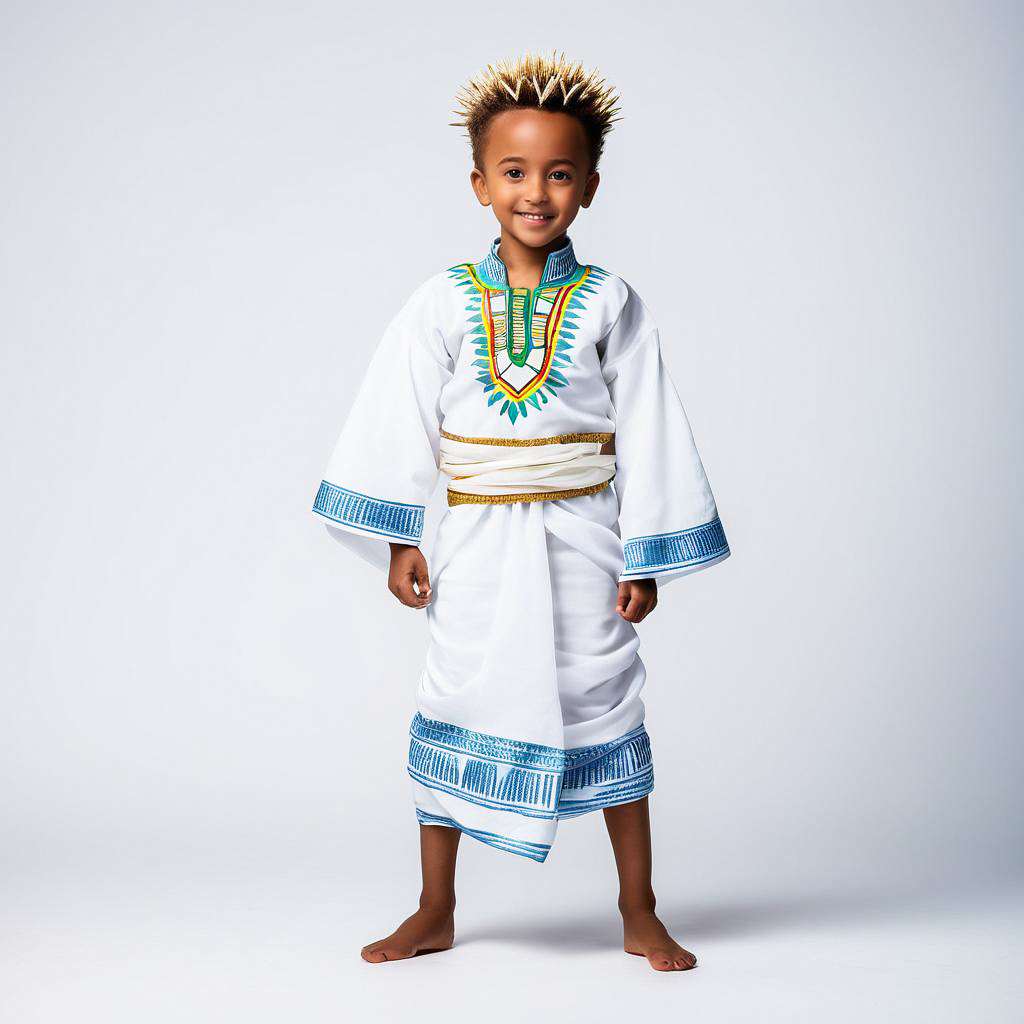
[556, 774, 655, 818]
[476, 234, 580, 286]
[408, 713, 655, 823]
[558, 726, 654, 818]
[312, 480, 424, 542]
[541, 243, 578, 283]
[477, 248, 507, 287]
[411, 712, 567, 771]
[621, 516, 729, 577]
[415, 809, 552, 863]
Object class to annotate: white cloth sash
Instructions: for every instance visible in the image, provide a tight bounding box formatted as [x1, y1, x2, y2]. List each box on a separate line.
[437, 434, 617, 497]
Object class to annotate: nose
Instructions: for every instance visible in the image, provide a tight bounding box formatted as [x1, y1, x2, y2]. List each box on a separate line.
[525, 177, 548, 205]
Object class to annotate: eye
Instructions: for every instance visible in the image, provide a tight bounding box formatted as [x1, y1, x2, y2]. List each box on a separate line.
[550, 170, 571, 181]
[504, 168, 524, 179]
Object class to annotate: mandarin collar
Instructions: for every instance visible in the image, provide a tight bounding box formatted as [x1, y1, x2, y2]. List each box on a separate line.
[477, 234, 580, 287]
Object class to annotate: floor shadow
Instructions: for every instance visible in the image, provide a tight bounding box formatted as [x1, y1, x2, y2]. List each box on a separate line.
[455, 884, 992, 950]
[457, 909, 623, 952]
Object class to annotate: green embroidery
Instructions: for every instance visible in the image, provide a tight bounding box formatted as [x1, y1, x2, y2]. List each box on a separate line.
[447, 262, 609, 425]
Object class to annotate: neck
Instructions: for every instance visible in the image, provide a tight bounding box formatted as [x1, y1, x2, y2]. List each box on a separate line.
[497, 230, 569, 289]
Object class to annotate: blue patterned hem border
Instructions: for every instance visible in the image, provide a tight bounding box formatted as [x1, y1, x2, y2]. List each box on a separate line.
[415, 809, 551, 863]
[621, 516, 729, 577]
[411, 713, 566, 771]
[313, 480, 424, 543]
[408, 713, 654, 821]
[407, 768, 557, 819]
[562, 723, 649, 770]
[557, 771, 655, 818]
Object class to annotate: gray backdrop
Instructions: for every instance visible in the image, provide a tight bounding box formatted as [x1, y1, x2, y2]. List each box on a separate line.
[1, 2, 1021, 1021]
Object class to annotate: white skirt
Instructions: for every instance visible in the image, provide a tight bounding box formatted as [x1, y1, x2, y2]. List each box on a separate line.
[407, 485, 655, 862]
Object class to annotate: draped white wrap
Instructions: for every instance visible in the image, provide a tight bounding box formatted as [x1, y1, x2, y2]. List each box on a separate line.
[437, 433, 617, 499]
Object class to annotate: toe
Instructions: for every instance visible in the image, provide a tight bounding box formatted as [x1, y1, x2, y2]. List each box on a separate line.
[363, 944, 418, 962]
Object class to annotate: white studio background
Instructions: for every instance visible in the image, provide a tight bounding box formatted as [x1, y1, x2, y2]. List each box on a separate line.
[1, 2, 1021, 1022]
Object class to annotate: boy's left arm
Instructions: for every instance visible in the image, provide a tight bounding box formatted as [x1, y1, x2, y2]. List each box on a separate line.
[602, 282, 730, 590]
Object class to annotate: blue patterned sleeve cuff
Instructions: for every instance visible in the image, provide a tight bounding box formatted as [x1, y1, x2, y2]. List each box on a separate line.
[620, 516, 730, 580]
[312, 480, 425, 544]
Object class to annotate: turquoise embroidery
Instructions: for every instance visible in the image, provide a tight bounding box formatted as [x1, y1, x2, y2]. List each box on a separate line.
[446, 236, 609, 425]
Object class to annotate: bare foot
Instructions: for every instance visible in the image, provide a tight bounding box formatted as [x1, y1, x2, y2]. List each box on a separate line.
[360, 905, 455, 963]
[622, 908, 697, 971]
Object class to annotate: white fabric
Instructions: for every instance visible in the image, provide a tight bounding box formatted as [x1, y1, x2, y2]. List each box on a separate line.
[437, 435, 617, 497]
[313, 235, 729, 860]
[411, 487, 647, 857]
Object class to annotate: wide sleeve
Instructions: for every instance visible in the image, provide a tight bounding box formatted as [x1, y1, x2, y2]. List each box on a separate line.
[311, 276, 454, 572]
[601, 282, 730, 587]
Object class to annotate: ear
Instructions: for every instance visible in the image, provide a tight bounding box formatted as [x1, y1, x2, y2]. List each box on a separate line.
[580, 170, 600, 209]
[470, 167, 492, 207]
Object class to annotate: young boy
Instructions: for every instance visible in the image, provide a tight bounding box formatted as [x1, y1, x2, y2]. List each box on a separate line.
[312, 52, 729, 971]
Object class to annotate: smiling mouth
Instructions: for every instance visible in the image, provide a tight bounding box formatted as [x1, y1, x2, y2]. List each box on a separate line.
[516, 211, 554, 222]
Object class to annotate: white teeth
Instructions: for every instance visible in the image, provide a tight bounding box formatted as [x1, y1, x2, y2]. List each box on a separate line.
[519, 213, 548, 220]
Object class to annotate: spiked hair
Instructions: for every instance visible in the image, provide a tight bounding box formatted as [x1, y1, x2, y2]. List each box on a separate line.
[450, 51, 622, 173]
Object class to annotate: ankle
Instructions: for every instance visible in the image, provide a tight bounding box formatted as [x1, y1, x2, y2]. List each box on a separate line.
[418, 895, 456, 915]
[618, 893, 657, 916]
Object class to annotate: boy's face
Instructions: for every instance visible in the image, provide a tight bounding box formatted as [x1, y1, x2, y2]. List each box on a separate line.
[470, 108, 600, 250]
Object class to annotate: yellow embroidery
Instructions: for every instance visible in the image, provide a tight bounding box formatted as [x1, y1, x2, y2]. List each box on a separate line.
[446, 478, 614, 506]
[440, 428, 613, 446]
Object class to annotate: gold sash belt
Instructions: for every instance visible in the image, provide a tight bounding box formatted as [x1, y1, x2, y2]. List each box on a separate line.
[438, 428, 617, 507]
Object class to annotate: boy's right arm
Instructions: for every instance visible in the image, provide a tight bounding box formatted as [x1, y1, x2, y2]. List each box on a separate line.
[388, 542, 432, 609]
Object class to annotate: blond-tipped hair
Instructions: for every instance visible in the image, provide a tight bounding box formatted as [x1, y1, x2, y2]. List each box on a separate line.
[451, 51, 622, 172]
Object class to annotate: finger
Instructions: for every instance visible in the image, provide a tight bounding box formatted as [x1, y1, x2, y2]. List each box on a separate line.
[414, 563, 432, 599]
[615, 583, 631, 616]
[395, 572, 429, 608]
[408, 565, 432, 607]
[617, 589, 637, 620]
[626, 595, 653, 623]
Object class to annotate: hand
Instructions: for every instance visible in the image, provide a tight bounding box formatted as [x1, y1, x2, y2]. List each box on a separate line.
[616, 579, 657, 623]
[388, 543, 432, 609]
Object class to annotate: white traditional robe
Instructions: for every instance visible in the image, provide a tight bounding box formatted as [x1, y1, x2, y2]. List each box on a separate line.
[313, 235, 729, 862]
